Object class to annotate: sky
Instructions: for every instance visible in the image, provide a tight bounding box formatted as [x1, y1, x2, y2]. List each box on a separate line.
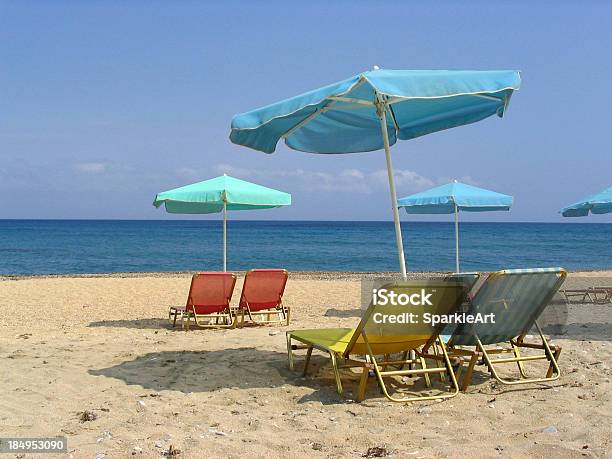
[1, 0, 611, 222]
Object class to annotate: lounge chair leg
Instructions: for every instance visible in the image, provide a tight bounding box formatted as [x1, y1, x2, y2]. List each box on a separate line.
[438, 338, 460, 396]
[546, 345, 562, 378]
[430, 343, 446, 383]
[329, 352, 343, 396]
[303, 347, 313, 376]
[397, 351, 408, 370]
[419, 356, 431, 388]
[286, 334, 294, 371]
[461, 352, 480, 392]
[357, 366, 369, 402]
[511, 341, 528, 378]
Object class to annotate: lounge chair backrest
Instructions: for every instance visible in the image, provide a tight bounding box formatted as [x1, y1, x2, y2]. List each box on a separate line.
[451, 267, 567, 346]
[344, 279, 470, 357]
[187, 272, 236, 315]
[239, 269, 288, 312]
[447, 272, 481, 305]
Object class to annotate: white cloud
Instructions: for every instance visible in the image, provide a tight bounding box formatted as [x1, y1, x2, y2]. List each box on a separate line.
[175, 167, 201, 181]
[437, 175, 482, 186]
[215, 163, 253, 178]
[214, 163, 434, 194]
[73, 162, 107, 174]
[342, 168, 366, 180]
[370, 169, 435, 191]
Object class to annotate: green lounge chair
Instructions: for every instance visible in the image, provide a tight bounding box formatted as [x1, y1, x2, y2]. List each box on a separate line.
[445, 267, 567, 391]
[287, 279, 470, 403]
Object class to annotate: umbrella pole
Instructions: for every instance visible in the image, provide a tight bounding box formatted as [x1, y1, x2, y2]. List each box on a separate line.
[223, 199, 227, 272]
[454, 204, 460, 273]
[377, 101, 407, 279]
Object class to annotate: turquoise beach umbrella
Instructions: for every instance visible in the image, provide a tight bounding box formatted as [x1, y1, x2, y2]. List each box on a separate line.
[560, 186, 612, 217]
[231, 68, 520, 278]
[397, 181, 513, 272]
[153, 175, 291, 271]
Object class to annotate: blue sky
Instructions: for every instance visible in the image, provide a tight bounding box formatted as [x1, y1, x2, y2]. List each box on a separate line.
[2, 0, 611, 222]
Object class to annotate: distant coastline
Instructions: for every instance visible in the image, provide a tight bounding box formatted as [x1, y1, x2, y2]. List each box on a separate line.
[2, 269, 612, 282]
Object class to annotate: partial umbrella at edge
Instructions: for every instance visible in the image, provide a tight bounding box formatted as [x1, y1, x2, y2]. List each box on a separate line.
[560, 186, 612, 217]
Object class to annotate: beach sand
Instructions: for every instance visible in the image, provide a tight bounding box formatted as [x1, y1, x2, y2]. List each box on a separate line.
[0, 272, 610, 458]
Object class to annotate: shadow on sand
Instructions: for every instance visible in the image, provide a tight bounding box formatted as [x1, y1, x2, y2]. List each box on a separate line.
[88, 348, 344, 401]
[88, 318, 174, 330]
[323, 308, 362, 318]
[543, 322, 612, 341]
[88, 348, 459, 404]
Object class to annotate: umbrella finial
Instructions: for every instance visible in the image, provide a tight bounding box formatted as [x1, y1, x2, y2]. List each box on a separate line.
[372, 65, 380, 70]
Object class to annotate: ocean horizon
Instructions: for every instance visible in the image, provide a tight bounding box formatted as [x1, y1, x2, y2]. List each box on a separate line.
[1, 219, 610, 275]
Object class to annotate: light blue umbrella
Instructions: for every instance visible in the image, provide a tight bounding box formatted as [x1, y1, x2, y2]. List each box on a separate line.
[231, 68, 520, 278]
[560, 186, 612, 217]
[153, 175, 291, 271]
[397, 180, 513, 272]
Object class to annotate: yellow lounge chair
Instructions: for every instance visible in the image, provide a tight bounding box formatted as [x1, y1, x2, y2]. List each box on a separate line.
[286, 279, 470, 403]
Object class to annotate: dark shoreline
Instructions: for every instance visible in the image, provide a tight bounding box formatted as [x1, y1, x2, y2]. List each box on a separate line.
[2, 269, 610, 281]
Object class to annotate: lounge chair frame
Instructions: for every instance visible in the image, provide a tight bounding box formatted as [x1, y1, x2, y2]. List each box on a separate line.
[586, 286, 612, 304]
[287, 280, 468, 403]
[287, 331, 461, 403]
[562, 287, 612, 304]
[237, 269, 289, 327]
[169, 273, 237, 330]
[236, 299, 289, 327]
[561, 288, 595, 304]
[446, 268, 566, 391]
[170, 305, 238, 330]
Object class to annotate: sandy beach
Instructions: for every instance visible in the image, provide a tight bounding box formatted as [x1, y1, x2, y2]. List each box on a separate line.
[1, 272, 611, 458]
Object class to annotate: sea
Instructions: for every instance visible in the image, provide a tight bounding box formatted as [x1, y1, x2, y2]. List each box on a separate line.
[0, 220, 610, 275]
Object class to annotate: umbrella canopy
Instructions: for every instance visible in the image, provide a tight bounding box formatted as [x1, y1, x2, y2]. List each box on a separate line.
[398, 181, 513, 213]
[398, 181, 513, 272]
[153, 174, 291, 213]
[560, 186, 612, 217]
[230, 68, 521, 278]
[153, 175, 291, 270]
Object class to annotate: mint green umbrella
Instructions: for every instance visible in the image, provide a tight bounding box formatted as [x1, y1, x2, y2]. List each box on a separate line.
[153, 174, 291, 271]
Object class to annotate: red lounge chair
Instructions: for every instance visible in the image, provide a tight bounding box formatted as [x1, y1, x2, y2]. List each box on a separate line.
[237, 269, 289, 327]
[169, 272, 237, 330]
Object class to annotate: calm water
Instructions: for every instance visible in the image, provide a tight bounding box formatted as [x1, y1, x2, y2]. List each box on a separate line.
[0, 220, 610, 275]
